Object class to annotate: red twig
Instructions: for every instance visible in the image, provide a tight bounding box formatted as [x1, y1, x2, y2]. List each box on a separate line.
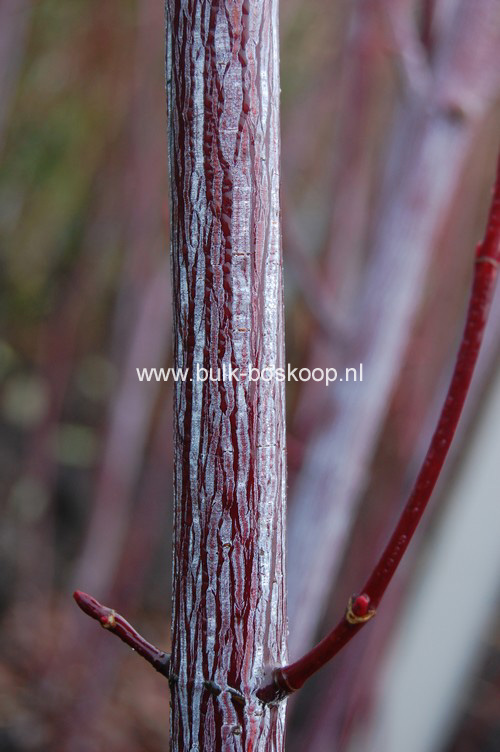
[73, 590, 170, 679]
[258, 152, 500, 704]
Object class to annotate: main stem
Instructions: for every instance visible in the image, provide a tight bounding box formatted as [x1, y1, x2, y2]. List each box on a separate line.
[166, 1, 287, 749]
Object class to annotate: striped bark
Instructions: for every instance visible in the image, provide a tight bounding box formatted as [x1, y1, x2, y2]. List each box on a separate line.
[166, 1, 287, 749]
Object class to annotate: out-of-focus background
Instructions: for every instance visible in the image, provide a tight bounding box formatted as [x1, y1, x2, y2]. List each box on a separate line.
[0, 1, 499, 750]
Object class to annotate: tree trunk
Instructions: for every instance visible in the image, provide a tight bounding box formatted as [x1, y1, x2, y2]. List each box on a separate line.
[166, 1, 287, 749]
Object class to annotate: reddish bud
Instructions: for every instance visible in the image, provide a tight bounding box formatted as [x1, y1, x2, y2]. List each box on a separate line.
[351, 593, 371, 618]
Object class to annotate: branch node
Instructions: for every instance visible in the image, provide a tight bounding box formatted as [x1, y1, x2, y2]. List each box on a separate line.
[256, 667, 295, 705]
[475, 256, 500, 269]
[227, 686, 246, 706]
[102, 610, 116, 629]
[345, 594, 376, 625]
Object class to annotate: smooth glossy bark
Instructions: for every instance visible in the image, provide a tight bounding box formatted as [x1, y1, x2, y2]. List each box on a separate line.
[166, 2, 287, 749]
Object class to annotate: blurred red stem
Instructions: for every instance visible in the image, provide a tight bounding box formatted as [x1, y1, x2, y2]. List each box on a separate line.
[73, 590, 170, 679]
[258, 151, 500, 703]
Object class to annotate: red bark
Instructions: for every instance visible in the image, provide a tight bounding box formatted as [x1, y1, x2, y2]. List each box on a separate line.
[166, 1, 287, 749]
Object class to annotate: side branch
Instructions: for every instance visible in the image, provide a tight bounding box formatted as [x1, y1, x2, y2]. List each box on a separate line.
[258, 152, 500, 704]
[73, 590, 170, 679]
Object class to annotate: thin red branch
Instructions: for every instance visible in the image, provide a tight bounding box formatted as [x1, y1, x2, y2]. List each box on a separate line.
[73, 590, 170, 679]
[258, 152, 500, 704]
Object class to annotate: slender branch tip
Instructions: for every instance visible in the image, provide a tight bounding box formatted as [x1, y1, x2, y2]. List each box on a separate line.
[73, 589, 171, 679]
